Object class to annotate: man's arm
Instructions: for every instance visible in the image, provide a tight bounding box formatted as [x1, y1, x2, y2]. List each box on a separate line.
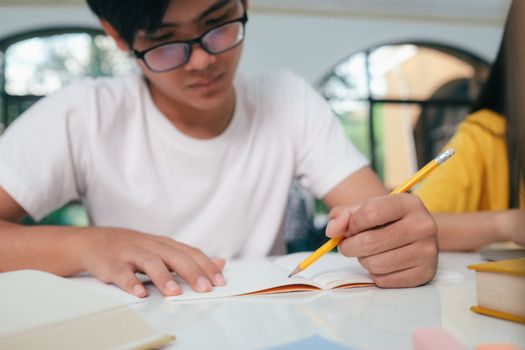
[432, 210, 525, 251]
[322, 166, 438, 288]
[0, 202, 85, 276]
[322, 166, 387, 207]
[0, 187, 225, 297]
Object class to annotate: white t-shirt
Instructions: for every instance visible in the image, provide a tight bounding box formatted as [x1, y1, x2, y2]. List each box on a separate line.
[0, 71, 368, 258]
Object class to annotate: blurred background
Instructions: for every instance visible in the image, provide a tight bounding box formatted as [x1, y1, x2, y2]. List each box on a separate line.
[0, 0, 512, 248]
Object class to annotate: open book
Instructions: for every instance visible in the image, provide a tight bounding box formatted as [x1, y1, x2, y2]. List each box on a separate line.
[166, 252, 374, 301]
[0, 270, 174, 350]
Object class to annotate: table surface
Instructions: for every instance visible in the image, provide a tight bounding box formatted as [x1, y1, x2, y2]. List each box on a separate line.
[131, 252, 525, 350]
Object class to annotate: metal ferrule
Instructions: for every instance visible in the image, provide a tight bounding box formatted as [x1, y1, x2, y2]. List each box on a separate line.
[434, 148, 455, 164]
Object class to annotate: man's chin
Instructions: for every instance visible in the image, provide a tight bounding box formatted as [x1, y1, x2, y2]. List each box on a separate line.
[187, 88, 233, 110]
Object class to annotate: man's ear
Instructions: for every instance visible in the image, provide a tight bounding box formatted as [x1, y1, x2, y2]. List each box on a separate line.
[242, 0, 249, 11]
[99, 20, 129, 52]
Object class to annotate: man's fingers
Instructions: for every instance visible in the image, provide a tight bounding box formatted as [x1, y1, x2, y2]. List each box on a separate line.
[135, 255, 181, 297]
[179, 247, 226, 286]
[120, 235, 219, 294]
[185, 247, 225, 286]
[327, 206, 347, 220]
[106, 263, 148, 298]
[338, 217, 435, 257]
[348, 193, 421, 235]
[81, 229, 227, 296]
[160, 249, 214, 293]
[357, 238, 437, 275]
[163, 241, 226, 287]
[371, 264, 437, 288]
[326, 206, 355, 238]
[212, 258, 226, 271]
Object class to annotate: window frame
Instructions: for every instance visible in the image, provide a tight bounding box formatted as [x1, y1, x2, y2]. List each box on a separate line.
[316, 40, 490, 172]
[0, 26, 105, 130]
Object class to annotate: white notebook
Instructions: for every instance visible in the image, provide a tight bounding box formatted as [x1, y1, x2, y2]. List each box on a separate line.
[0, 270, 174, 350]
[166, 252, 374, 301]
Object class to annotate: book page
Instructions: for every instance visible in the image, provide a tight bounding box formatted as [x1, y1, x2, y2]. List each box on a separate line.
[274, 252, 373, 289]
[166, 257, 320, 301]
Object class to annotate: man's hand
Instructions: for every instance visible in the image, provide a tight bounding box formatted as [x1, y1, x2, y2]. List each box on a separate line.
[76, 228, 226, 297]
[325, 193, 438, 288]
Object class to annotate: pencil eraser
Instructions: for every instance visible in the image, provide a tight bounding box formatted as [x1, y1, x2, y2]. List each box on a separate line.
[413, 327, 464, 350]
[475, 344, 520, 350]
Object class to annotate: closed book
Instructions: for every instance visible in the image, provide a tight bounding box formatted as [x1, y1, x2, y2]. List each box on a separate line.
[467, 258, 525, 324]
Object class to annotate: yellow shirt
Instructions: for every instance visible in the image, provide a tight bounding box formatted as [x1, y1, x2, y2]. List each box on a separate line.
[415, 109, 523, 212]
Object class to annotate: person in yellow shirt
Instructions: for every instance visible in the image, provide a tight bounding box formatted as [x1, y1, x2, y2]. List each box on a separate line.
[415, 0, 525, 251]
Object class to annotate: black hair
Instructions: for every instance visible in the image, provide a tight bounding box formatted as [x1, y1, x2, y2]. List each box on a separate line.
[86, 0, 170, 47]
[471, 0, 523, 208]
[470, 38, 505, 116]
[504, 0, 525, 209]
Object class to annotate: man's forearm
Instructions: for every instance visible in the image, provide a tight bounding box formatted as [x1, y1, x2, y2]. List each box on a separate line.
[0, 220, 87, 276]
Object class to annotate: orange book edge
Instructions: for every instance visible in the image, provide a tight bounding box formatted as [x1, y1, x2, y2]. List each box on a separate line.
[471, 305, 525, 325]
[467, 258, 525, 276]
[241, 283, 375, 296]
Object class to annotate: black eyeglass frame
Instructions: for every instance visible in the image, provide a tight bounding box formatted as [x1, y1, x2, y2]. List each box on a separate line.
[131, 12, 248, 73]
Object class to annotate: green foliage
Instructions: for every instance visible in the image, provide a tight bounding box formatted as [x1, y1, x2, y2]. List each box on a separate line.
[21, 202, 89, 227]
[372, 103, 385, 181]
[334, 103, 385, 181]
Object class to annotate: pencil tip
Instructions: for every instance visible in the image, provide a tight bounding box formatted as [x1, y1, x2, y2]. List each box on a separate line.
[288, 266, 302, 278]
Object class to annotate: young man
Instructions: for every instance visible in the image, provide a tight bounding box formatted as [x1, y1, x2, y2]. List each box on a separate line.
[0, 0, 438, 297]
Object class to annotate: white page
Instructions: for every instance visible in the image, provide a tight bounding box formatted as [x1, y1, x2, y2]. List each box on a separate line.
[0, 270, 124, 336]
[166, 257, 318, 301]
[274, 252, 373, 288]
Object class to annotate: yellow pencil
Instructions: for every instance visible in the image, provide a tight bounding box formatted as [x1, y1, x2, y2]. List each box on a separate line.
[288, 148, 455, 278]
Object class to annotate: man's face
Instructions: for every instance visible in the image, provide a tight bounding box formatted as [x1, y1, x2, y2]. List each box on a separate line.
[132, 0, 245, 112]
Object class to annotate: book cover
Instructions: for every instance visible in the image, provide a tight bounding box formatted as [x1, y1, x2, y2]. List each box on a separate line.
[468, 258, 525, 276]
[0, 270, 174, 349]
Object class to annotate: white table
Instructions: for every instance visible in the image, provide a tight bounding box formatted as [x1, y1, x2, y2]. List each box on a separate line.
[131, 252, 525, 349]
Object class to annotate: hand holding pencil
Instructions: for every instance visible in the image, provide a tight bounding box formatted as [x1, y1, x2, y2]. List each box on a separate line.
[289, 149, 454, 288]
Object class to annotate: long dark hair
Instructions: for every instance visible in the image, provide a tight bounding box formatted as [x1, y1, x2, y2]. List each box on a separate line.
[506, 0, 525, 208]
[471, 0, 524, 208]
[470, 40, 504, 116]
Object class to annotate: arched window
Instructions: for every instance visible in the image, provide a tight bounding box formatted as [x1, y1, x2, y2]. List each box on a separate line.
[317, 42, 490, 189]
[0, 27, 135, 225]
[0, 27, 135, 131]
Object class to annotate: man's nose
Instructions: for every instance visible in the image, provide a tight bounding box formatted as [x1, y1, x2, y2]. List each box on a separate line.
[184, 45, 216, 71]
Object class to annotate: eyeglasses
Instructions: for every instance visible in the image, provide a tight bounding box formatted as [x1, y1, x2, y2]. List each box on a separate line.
[132, 12, 248, 73]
